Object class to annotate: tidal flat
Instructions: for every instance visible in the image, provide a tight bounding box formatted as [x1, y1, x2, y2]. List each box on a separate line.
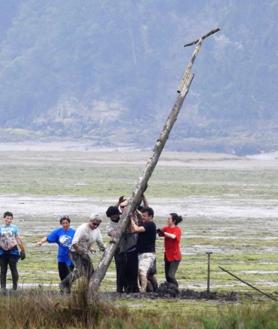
[0, 146, 277, 306]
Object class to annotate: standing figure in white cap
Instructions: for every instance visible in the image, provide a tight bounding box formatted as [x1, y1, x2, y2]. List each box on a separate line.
[60, 214, 105, 293]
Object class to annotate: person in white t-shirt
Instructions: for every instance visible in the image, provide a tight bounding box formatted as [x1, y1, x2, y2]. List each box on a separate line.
[60, 214, 105, 293]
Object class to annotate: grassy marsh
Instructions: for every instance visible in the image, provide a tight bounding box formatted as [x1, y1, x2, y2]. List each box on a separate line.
[0, 149, 277, 323]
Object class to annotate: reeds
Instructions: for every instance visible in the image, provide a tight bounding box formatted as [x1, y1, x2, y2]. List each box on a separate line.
[0, 281, 128, 329]
[0, 283, 277, 329]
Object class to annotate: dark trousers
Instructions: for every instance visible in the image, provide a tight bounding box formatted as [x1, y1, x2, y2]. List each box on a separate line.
[61, 252, 94, 288]
[126, 250, 139, 293]
[165, 259, 180, 287]
[0, 254, 19, 290]
[58, 262, 74, 281]
[115, 250, 139, 293]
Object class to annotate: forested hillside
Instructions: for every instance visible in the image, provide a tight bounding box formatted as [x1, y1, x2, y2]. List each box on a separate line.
[0, 0, 277, 154]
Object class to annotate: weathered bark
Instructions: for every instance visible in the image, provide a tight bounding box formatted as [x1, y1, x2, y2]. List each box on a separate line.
[88, 28, 220, 299]
[178, 27, 220, 93]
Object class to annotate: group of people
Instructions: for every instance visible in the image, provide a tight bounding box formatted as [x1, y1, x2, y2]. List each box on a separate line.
[0, 195, 183, 294]
[106, 195, 183, 293]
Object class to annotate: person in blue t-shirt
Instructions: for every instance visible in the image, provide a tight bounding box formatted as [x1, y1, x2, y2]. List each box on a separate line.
[36, 215, 75, 281]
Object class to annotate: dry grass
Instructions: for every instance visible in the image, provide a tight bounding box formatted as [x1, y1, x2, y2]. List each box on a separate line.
[0, 282, 128, 329]
[0, 283, 277, 329]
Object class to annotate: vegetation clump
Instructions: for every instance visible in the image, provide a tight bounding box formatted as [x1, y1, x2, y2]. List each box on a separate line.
[0, 283, 128, 329]
[0, 284, 277, 329]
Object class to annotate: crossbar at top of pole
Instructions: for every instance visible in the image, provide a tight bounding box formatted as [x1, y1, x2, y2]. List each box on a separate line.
[87, 27, 220, 299]
[184, 27, 220, 47]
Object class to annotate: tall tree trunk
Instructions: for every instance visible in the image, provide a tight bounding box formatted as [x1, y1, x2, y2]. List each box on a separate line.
[88, 28, 220, 299]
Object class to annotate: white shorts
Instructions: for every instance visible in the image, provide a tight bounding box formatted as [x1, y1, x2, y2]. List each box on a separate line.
[138, 253, 155, 275]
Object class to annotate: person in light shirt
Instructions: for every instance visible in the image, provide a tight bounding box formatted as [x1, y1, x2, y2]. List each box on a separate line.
[60, 214, 105, 293]
[0, 211, 26, 292]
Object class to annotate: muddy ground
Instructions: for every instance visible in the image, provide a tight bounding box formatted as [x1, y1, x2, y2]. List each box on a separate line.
[0, 144, 277, 303]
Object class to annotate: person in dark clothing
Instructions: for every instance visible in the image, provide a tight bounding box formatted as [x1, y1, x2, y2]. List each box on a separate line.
[131, 207, 156, 292]
[0, 211, 26, 292]
[114, 242, 138, 293]
[106, 205, 139, 293]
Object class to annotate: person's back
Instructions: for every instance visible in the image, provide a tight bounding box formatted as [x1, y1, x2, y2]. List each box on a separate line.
[106, 205, 139, 293]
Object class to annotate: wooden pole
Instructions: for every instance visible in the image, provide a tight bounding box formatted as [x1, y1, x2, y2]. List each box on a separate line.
[88, 28, 220, 299]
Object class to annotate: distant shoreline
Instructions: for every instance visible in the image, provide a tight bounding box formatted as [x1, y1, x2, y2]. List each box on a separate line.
[0, 141, 277, 161]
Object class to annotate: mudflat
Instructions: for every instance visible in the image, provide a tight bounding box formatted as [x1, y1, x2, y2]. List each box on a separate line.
[0, 145, 277, 297]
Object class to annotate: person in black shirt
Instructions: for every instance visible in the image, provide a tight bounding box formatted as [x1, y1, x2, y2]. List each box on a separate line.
[131, 207, 156, 292]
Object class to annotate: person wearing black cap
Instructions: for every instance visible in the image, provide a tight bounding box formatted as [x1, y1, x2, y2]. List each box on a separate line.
[106, 205, 139, 293]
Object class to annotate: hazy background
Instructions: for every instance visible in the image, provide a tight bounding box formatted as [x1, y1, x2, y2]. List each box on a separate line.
[0, 0, 277, 155]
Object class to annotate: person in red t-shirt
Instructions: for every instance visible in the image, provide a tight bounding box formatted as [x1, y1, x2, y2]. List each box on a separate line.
[157, 213, 183, 287]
